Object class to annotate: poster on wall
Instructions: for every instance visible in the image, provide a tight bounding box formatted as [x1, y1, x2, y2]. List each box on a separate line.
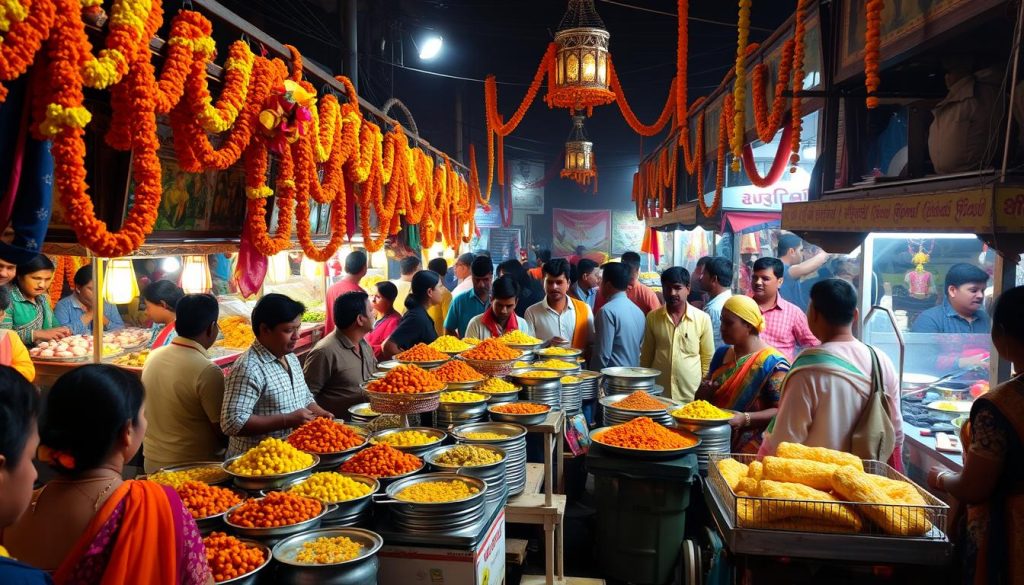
[612, 210, 645, 255]
[510, 159, 545, 215]
[552, 209, 611, 258]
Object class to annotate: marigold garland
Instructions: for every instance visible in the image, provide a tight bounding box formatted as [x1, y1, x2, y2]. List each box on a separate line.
[48, 254, 66, 307]
[608, 59, 676, 137]
[789, 0, 810, 170]
[0, 0, 56, 103]
[731, 0, 751, 172]
[865, 0, 883, 108]
[751, 38, 794, 142]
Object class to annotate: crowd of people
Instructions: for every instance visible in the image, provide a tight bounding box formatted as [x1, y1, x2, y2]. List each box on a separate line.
[0, 241, 1021, 583]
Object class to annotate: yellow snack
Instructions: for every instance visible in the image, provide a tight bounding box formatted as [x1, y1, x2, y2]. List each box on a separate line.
[395, 480, 480, 503]
[217, 316, 256, 350]
[830, 467, 932, 536]
[353, 406, 378, 416]
[462, 432, 510, 440]
[149, 465, 226, 488]
[498, 330, 542, 345]
[776, 442, 864, 472]
[538, 347, 577, 356]
[433, 445, 504, 467]
[560, 376, 581, 384]
[429, 336, 472, 353]
[287, 472, 373, 503]
[517, 371, 559, 379]
[763, 456, 842, 491]
[747, 460, 764, 481]
[295, 536, 363, 564]
[440, 391, 487, 403]
[372, 430, 439, 447]
[462, 337, 482, 345]
[532, 359, 576, 370]
[228, 438, 315, 476]
[479, 377, 517, 394]
[716, 458, 749, 491]
[514, 361, 531, 369]
[736, 477, 760, 496]
[737, 477, 864, 532]
[672, 400, 732, 420]
[862, 474, 927, 506]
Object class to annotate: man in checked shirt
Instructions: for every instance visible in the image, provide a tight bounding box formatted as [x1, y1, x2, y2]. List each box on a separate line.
[751, 257, 820, 362]
[221, 293, 334, 457]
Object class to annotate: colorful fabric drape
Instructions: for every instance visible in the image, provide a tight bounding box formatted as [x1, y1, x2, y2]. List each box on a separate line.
[710, 346, 789, 453]
[53, 480, 209, 585]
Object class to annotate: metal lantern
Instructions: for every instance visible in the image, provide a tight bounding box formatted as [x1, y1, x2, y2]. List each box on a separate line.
[548, 0, 615, 113]
[561, 115, 597, 188]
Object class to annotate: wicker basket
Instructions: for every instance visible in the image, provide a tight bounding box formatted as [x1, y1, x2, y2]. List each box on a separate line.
[460, 357, 519, 377]
[364, 388, 442, 415]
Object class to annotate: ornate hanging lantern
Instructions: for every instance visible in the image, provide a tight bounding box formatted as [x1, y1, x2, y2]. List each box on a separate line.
[547, 0, 615, 113]
[561, 115, 597, 187]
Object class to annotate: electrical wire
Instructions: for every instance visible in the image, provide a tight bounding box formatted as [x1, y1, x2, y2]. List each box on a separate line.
[596, 0, 775, 32]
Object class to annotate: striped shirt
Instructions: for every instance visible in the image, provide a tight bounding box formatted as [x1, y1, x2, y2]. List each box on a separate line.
[221, 341, 314, 457]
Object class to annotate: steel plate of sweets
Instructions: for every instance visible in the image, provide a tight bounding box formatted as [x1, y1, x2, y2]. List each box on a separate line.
[394, 342, 450, 367]
[363, 364, 446, 414]
[591, 416, 701, 459]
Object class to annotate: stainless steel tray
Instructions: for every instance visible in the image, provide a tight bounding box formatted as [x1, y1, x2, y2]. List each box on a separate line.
[272, 527, 383, 567]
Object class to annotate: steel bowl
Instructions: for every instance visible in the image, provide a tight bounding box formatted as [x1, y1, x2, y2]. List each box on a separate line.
[536, 347, 584, 361]
[396, 357, 449, 369]
[443, 379, 485, 391]
[383, 473, 488, 513]
[590, 425, 702, 460]
[294, 425, 370, 469]
[488, 402, 552, 426]
[267, 473, 379, 526]
[272, 527, 383, 584]
[503, 341, 544, 353]
[347, 403, 380, 423]
[224, 496, 333, 541]
[507, 368, 563, 388]
[926, 400, 973, 421]
[152, 460, 231, 486]
[531, 362, 582, 375]
[368, 427, 447, 456]
[216, 539, 272, 585]
[376, 360, 401, 370]
[601, 367, 661, 391]
[193, 486, 249, 534]
[223, 454, 320, 491]
[669, 407, 737, 427]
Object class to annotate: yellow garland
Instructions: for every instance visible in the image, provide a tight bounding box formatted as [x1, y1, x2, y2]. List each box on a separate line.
[731, 0, 751, 172]
[195, 41, 254, 133]
[39, 103, 92, 136]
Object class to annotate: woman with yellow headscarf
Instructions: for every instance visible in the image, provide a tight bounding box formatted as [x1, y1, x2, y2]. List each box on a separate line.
[695, 295, 790, 453]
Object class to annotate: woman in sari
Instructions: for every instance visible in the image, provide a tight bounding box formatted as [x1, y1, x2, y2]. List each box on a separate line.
[928, 285, 1024, 585]
[3, 364, 211, 584]
[696, 295, 790, 453]
[0, 255, 70, 347]
[143, 280, 184, 348]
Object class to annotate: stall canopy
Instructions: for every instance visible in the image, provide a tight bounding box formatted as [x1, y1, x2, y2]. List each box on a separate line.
[722, 211, 781, 235]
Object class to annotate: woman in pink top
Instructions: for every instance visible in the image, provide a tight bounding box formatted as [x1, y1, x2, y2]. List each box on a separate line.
[365, 281, 400, 360]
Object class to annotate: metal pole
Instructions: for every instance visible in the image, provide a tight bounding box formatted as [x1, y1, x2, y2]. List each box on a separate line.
[344, 0, 358, 95]
[92, 257, 104, 364]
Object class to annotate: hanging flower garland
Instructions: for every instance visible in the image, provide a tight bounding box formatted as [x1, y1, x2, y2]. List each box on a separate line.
[608, 60, 676, 136]
[193, 39, 254, 132]
[789, 0, 810, 170]
[244, 137, 296, 256]
[48, 254, 67, 307]
[740, 123, 793, 187]
[751, 38, 794, 142]
[0, 0, 56, 103]
[865, 0, 883, 108]
[730, 0, 751, 171]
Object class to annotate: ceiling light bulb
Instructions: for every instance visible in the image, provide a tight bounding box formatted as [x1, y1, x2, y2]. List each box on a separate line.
[162, 256, 181, 273]
[419, 35, 443, 60]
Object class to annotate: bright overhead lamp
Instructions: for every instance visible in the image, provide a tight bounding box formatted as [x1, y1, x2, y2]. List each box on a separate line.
[418, 35, 443, 60]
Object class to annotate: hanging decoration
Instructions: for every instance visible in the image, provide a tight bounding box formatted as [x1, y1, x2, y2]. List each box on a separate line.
[865, 0, 883, 108]
[0, 2, 477, 259]
[731, 0, 752, 171]
[561, 115, 596, 189]
[546, 0, 614, 114]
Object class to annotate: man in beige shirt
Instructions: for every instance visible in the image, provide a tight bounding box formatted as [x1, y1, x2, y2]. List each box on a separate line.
[304, 291, 377, 418]
[141, 294, 226, 473]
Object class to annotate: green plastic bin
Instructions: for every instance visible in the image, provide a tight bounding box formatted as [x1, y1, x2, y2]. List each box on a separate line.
[587, 444, 698, 585]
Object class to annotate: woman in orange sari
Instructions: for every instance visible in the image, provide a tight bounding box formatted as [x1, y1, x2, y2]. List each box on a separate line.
[2, 365, 211, 584]
[928, 286, 1024, 585]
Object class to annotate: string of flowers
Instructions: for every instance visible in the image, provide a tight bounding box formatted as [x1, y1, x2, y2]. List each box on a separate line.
[608, 60, 676, 136]
[731, 0, 751, 171]
[48, 254, 66, 307]
[789, 0, 810, 170]
[0, 0, 56, 103]
[751, 38, 794, 142]
[740, 123, 793, 187]
[865, 0, 883, 108]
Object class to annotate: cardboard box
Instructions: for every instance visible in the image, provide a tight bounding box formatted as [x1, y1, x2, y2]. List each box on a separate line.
[378, 510, 506, 585]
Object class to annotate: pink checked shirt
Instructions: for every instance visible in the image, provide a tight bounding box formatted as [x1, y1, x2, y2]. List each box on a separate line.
[758, 295, 820, 361]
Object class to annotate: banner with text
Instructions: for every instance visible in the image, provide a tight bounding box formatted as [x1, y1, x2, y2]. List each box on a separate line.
[552, 209, 611, 257]
[782, 189, 993, 232]
[612, 210, 646, 254]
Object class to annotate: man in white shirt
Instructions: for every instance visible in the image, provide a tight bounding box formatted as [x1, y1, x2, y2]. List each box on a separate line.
[525, 258, 595, 354]
[761, 279, 904, 465]
[451, 253, 475, 298]
[465, 276, 533, 340]
[392, 256, 420, 315]
[700, 256, 733, 347]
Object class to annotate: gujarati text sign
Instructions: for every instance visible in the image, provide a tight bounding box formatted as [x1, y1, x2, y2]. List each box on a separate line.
[782, 189, 992, 232]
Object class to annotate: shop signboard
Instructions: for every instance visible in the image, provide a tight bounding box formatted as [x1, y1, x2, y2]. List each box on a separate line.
[552, 209, 611, 257]
[510, 159, 545, 215]
[782, 188, 993, 233]
[702, 181, 810, 212]
[474, 202, 502, 228]
[995, 187, 1024, 232]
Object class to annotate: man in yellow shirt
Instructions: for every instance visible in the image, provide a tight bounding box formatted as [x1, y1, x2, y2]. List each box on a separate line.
[640, 267, 714, 402]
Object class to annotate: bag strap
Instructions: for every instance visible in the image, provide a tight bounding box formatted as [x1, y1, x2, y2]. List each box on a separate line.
[866, 345, 891, 416]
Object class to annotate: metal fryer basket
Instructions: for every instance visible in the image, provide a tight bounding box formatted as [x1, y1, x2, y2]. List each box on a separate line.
[707, 453, 949, 539]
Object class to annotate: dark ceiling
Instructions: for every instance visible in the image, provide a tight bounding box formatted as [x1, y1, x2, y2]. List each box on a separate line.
[217, 0, 798, 172]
